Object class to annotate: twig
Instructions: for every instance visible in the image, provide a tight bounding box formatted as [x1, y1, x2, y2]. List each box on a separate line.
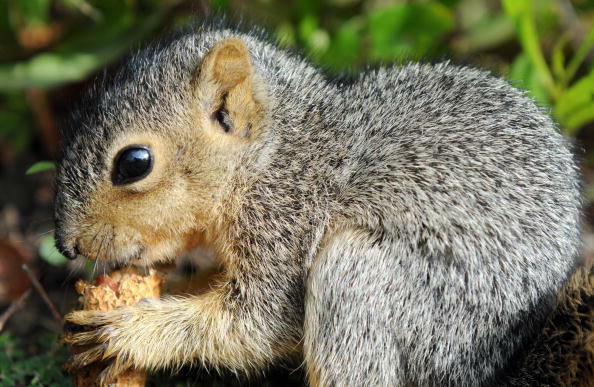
[0, 289, 31, 331]
[22, 264, 63, 325]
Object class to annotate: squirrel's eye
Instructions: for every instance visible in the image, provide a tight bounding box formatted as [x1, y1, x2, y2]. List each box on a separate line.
[112, 145, 153, 185]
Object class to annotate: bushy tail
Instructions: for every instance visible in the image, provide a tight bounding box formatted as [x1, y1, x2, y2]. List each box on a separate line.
[507, 258, 593, 386]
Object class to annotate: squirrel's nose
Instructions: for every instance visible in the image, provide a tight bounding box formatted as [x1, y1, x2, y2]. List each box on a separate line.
[54, 237, 78, 260]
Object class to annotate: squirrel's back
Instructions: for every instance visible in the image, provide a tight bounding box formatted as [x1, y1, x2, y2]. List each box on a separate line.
[335, 62, 580, 263]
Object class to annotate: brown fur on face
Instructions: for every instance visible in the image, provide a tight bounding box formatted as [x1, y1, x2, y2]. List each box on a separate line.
[57, 38, 267, 265]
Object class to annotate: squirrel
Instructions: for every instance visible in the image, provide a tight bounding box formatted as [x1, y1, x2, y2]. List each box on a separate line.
[54, 23, 591, 386]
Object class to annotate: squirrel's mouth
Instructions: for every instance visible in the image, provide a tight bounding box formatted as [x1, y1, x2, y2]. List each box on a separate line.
[72, 239, 146, 265]
[59, 218, 193, 266]
[58, 222, 144, 265]
[116, 244, 147, 264]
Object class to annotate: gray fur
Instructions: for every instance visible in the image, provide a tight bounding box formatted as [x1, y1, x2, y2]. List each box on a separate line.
[55, 23, 582, 386]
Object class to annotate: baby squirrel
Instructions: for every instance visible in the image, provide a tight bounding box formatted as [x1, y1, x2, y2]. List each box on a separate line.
[55, 23, 584, 386]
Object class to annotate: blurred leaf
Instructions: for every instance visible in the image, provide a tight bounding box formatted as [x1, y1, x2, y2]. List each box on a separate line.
[276, 22, 296, 47]
[0, 11, 164, 90]
[209, 0, 230, 11]
[298, 14, 318, 43]
[556, 69, 594, 116]
[565, 23, 594, 83]
[60, 0, 102, 22]
[54, 1, 135, 52]
[555, 68, 594, 133]
[16, 0, 51, 26]
[503, 0, 558, 99]
[368, 2, 454, 62]
[438, 0, 462, 6]
[552, 34, 569, 84]
[508, 53, 551, 107]
[298, 14, 329, 55]
[296, 0, 324, 19]
[25, 161, 55, 174]
[563, 103, 594, 132]
[465, 13, 514, 52]
[39, 235, 68, 266]
[0, 92, 32, 153]
[501, 0, 527, 19]
[0, 2, 11, 32]
[321, 17, 363, 70]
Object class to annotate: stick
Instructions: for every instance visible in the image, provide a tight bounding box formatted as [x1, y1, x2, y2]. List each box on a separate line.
[0, 289, 31, 331]
[22, 263, 63, 325]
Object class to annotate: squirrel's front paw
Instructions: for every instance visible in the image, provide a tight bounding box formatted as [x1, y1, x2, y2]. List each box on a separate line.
[61, 307, 139, 382]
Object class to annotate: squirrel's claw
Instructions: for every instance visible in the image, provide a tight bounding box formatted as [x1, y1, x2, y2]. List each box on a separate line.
[63, 344, 108, 372]
[64, 309, 125, 326]
[63, 333, 131, 382]
[62, 320, 86, 333]
[97, 358, 131, 384]
[60, 328, 107, 346]
[62, 309, 132, 376]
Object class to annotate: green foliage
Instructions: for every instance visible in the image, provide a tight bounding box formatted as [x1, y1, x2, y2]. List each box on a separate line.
[0, 0, 183, 154]
[26, 161, 55, 174]
[1, 0, 593, 157]
[503, 0, 594, 134]
[13, 0, 52, 27]
[368, 2, 455, 61]
[275, 1, 456, 71]
[0, 1, 171, 90]
[0, 92, 32, 154]
[38, 234, 68, 266]
[556, 69, 594, 131]
[509, 53, 551, 107]
[0, 332, 71, 386]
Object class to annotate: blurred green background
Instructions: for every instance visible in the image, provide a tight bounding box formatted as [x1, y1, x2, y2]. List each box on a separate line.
[0, 0, 593, 385]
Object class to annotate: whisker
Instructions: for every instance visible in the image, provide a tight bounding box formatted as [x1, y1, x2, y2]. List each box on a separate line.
[105, 225, 116, 274]
[26, 217, 55, 227]
[45, 246, 61, 264]
[91, 255, 99, 279]
[87, 224, 103, 259]
[62, 259, 83, 285]
[91, 223, 109, 278]
[34, 229, 56, 239]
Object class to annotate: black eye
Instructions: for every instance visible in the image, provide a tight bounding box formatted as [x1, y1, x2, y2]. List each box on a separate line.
[112, 145, 153, 185]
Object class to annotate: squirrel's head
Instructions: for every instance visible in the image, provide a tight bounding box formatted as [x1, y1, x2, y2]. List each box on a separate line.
[54, 36, 268, 265]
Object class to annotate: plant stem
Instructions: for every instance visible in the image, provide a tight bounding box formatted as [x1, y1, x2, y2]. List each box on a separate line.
[0, 289, 31, 331]
[566, 24, 594, 83]
[22, 264, 63, 325]
[516, 0, 559, 100]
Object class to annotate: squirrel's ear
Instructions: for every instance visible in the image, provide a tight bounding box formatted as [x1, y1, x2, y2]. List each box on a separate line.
[196, 38, 265, 139]
[195, 38, 264, 139]
[198, 38, 252, 94]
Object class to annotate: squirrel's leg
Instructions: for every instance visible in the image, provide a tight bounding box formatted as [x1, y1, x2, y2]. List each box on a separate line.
[63, 277, 301, 382]
[304, 227, 551, 386]
[303, 227, 407, 387]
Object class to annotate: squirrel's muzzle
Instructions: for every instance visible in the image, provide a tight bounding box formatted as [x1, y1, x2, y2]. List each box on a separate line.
[54, 235, 78, 260]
